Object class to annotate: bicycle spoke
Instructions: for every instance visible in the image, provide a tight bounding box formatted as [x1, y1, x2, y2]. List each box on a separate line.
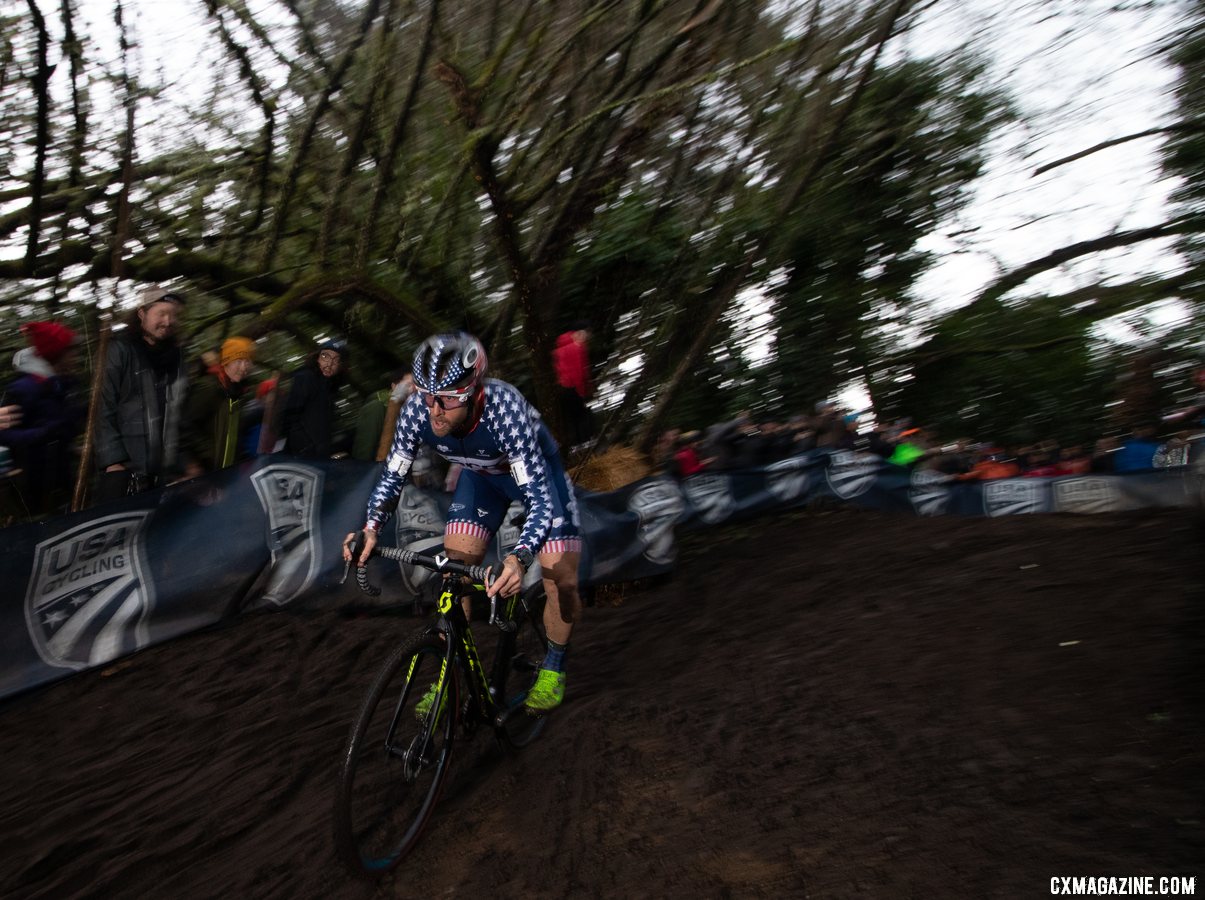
[333, 634, 458, 876]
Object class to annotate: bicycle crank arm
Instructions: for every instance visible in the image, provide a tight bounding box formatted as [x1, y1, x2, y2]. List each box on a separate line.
[494, 701, 541, 730]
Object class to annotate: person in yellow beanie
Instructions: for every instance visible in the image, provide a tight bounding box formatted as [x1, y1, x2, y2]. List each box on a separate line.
[180, 336, 258, 475]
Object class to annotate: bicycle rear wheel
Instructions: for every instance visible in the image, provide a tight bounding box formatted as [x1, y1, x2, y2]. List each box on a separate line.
[333, 631, 459, 877]
[493, 587, 549, 750]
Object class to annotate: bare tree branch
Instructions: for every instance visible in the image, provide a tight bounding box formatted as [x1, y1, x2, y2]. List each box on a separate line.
[24, 0, 52, 271]
[1032, 122, 1205, 177]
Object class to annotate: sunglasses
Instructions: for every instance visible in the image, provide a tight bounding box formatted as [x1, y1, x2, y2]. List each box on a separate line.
[419, 389, 473, 410]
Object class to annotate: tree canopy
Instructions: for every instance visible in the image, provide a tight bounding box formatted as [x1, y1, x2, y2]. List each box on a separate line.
[1, 0, 1200, 453]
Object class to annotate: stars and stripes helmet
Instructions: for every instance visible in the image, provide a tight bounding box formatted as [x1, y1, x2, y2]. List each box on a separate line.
[412, 332, 488, 397]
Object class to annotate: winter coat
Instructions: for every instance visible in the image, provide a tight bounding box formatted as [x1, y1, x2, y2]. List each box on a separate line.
[95, 331, 189, 475]
[181, 368, 252, 471]
[280, 365, 337, 458]
[0, 349, 84, 514]
[552, 332, 591, 399]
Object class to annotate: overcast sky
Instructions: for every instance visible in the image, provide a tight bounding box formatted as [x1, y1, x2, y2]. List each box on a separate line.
[907, 1, 1184, 323]
[67, 0, 1188, 342]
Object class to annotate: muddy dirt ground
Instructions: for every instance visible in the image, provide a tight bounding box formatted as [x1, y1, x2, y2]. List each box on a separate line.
[1, 507, 1202, 899]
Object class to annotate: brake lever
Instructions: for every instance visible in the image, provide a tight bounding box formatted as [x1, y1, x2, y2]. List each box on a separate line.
[341, 532, 383, 597]
[486, 569, 517, 633]
[340, 532, 362, 585]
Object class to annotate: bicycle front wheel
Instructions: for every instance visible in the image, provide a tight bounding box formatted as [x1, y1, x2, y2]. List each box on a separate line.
[333, 631, 459, 877]
[493, 587, 549, 750]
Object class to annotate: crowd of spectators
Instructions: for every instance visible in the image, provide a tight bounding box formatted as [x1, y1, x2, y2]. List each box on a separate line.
[653, 389, 1205, 483]
[2, 288, 1204, 525]
[0, 286, 369, 525]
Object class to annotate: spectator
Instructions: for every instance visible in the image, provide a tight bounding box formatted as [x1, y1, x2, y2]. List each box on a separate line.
[673, 430, 708, 478]
[814, 404, 853, 449]
[1022, 442, 1069, 478]
[959, 445, 1021, 481]
[352, 368, 411, 462]
[730, 417, 769, 468]
[552, 326, 594, 448]
[1090, 436, 1118, 473]
[0, 321, 85, 516]
[887, 428, 929, 467]
[1162, 364, 1205, 431]
[1113, 424, 1162, 473]
[244, 375, 280, 457]
[280, 338, 347, 458]
[653, 427, 681, 476]
[789, 415, 819, 453]
[1061, 445, 1092, 475]
[702, 412, 751, 470]
[180, 336, 257, 474]
[931, 439, 974, 476]
[95, 287, 189, 501]
[759, 420, 796, 461]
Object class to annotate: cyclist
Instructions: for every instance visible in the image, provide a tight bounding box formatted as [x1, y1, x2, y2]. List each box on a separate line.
[343, 332, 583, 714]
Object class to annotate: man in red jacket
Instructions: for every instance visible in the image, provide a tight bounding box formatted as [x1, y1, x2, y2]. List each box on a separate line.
[552, 326, 594, 449]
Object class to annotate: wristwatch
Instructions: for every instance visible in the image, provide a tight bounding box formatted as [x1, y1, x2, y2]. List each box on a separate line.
[511, 546, 535, 572]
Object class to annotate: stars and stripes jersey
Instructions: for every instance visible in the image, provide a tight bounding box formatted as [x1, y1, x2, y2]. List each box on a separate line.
[365, 379, 561, 553]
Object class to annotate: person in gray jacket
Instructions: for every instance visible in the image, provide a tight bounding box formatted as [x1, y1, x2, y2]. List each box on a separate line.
[94, 287, 189, 502]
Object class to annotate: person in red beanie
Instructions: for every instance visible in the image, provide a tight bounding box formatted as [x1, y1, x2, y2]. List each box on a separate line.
[0, 321, 84, 517]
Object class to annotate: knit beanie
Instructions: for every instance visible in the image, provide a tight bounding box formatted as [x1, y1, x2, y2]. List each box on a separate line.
[21, 321, 78, 365]
[221, 336, 256, 366]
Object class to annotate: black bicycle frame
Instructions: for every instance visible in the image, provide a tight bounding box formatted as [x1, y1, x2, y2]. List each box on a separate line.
[412, 577, 530, 739]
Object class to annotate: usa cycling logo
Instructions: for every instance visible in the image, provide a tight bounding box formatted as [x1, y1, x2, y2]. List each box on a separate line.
[909, 469, 952, 516]
[251, 464, 323, 606]
[825, 451, 881, 499]
[983, 479, 1046, 517]
[394, 486, 445, 595]
[1052, 477, 1122, 514]
[628, 478, 686, 565]
[765, 455, 811, 503]
[24, 510, 155, 670]
[682, 473, 735, 524]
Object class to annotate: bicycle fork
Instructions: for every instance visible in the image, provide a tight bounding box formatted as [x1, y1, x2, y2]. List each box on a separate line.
[393, 655, 451, 780]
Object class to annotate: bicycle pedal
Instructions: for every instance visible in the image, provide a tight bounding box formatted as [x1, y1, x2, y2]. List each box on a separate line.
[494, 705, 521, 729]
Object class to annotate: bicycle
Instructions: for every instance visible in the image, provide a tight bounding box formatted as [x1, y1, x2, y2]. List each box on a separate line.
[332, 534, 549, 878]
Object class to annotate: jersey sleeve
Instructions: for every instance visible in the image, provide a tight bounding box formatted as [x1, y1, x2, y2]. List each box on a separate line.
[492, 385, 554, 554]
[364, 393, 425, 531]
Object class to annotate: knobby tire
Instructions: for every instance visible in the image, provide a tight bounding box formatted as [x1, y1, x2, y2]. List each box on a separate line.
[333, 630, 458, 877]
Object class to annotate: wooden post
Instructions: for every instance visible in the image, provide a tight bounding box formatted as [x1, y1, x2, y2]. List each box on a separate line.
[375, 395, 403, 462]
[72, 317, 111, 511]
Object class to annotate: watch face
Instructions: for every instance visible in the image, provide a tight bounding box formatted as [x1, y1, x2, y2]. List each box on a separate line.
[514, 548, 534, 570]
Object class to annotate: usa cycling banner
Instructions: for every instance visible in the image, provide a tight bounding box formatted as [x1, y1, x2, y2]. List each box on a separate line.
[0, 452, 1195, 702]
[0, 457, 672, 701]
[673, 451, 1194, 527]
